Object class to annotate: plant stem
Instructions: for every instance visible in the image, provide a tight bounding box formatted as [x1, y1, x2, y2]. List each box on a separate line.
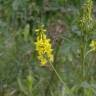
[80, 30, 86, 81]
[49, 62, 65, 85]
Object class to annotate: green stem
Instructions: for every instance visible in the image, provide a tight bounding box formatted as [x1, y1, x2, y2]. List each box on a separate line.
[84, 48, 94, 80]
[81, 47, 85, 81]
[49, 62, 65, 85]
[80, 28, 87, 81]
[80, 34, 85, 81]
[84, 49, 94, 58]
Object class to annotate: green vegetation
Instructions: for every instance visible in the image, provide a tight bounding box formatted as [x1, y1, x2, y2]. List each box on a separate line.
[0, 0, 96, 96]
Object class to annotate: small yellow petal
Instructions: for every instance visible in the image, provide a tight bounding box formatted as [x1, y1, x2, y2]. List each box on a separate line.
[90, 40, 96, 51]
[35, 29, 39, 32]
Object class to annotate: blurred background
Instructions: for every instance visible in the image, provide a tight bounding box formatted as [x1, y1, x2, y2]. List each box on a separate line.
[0, 0, 96, 96]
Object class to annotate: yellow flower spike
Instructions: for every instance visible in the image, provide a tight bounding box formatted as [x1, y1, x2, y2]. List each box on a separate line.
[90, 40, 96, 51]
[35, 25, 47, 33]
[35, 25, 54, 66]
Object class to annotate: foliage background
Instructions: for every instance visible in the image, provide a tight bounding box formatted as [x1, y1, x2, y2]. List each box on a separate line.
[0, 0, 96, 96]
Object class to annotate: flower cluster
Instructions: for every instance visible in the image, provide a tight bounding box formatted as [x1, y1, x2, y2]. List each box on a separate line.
[35, 25, 54, 66]
[79, 0, 93, 32]
[90, 40, 96, 51]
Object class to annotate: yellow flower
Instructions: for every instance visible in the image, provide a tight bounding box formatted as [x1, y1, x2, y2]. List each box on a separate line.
[90, 40, 96, 50]
[38, 56, 47, 66]
[35, 24, 46, 34]
[35, 25, 54, 66]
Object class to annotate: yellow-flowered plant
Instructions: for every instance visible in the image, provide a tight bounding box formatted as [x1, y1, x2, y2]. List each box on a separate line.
[35, 25, 54, 66]
[90, 40, 96, 51]
[79, 0, 93, 32]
